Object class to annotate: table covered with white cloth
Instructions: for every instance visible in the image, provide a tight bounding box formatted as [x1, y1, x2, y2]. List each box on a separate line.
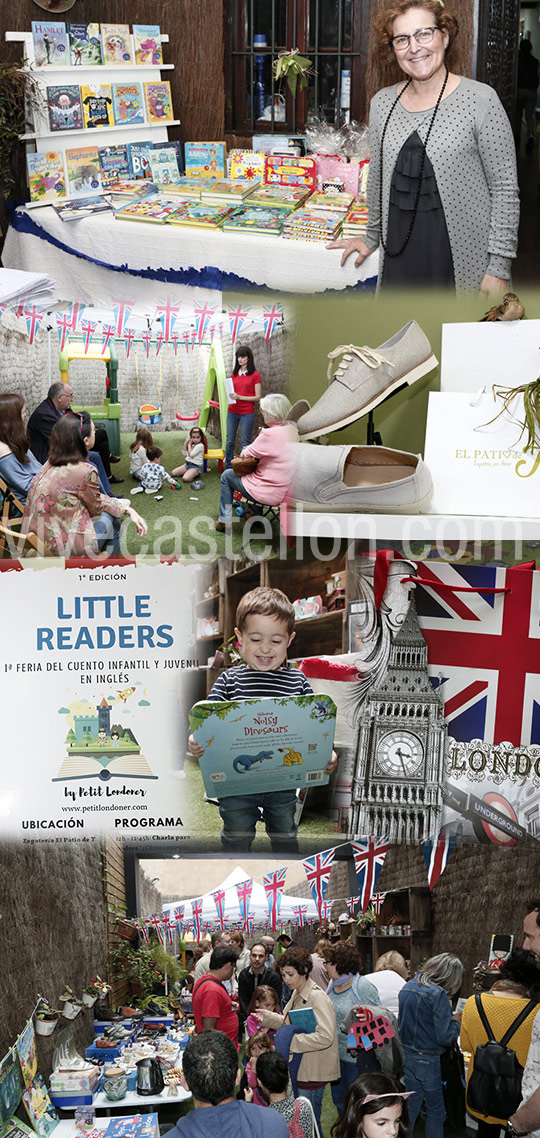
[3, 205, 379, 305]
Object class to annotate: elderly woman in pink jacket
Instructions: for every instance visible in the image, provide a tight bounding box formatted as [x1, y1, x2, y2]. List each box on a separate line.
[215, 393, 296, 532]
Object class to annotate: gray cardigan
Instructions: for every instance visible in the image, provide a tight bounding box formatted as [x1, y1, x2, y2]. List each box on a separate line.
[364, 77, 519, 292]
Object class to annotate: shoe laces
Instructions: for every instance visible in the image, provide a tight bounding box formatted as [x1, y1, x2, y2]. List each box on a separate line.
[326, 344, 394, 382]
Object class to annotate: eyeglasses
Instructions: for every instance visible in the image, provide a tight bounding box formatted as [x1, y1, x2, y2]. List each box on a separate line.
[391, 26, 441, 51]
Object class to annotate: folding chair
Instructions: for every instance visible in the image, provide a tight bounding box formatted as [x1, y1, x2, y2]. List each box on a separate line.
[0, 521, 47, 559]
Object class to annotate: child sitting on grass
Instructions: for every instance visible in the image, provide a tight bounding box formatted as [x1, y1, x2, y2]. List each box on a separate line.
[129, 427, 154, 481]
[132, 446, 179, 495]
[172, 426, 207, 483]
[189, 586, 337, 852]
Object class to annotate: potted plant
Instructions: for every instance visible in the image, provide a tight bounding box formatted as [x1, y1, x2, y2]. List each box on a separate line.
[35, 998, 60, 1036]
[83, 976, 111, 1007]
[357, 907, 376, 936]
[59, 986, 84, 1019]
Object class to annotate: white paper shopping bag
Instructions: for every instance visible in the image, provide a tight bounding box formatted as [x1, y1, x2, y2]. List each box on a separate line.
[424, 390, 539, 516]
[441, 320, 540, 393]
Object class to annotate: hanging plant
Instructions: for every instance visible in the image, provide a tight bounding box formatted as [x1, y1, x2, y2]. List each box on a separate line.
[0, 61, 43, 203]
[484, 378, 540, 458]
[272, 50, 316, 97]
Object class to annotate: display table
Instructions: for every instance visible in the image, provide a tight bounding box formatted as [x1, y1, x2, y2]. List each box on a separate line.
[3, 206, 379, 305]
[286, 507, 540, 544]
[56, 1086, 192, 1116]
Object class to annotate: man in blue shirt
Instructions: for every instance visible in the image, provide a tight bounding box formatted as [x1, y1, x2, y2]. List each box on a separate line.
[170, 1031, 288, 1138]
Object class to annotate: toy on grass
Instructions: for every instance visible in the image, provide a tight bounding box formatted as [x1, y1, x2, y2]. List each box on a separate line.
[59, 336, 121, 455]
[136, 352, 162, 426]
[176, 340, 230, 473]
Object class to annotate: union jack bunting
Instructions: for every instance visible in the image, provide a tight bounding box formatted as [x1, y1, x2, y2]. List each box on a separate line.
[245, 914, 255, 937]
[24, 304, 46, 346]
[155, 298, 180, 342]
[413, 562, 540, 746]
[191, 897, 204, 940]
[55, 310, 73, 352]
[352, 836, 389, 913]
[211, 889, 226, 930]
[174, 904, 185, 937]
[262, 303, 284, 342]
[155, 331, 165, 356]
[113, 300, 134, 339]
[67, 301, 85, 334]
[228, 303, 250, 344]
[371, 892, 386, 915]
[421, 833, 458, 891]
[235, 878, 253, 930]
[292, 904, 308, 928]
[101, 322, 117, 353]
[319, 900, 333, 921]
[150, 915, 165, 945]
[124, 327, 136, 358]
[346, 896, 360, 917]
[263, 867, 288, 928]
[141, 329, 153, 358]
[162, 915, 175, 945]
[194, 302, 216, 344]
[302, 848, 335, 918]
[81, 319, 97, 354]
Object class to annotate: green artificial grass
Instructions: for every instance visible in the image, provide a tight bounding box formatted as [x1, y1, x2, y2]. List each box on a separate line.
[111, 432, 283, 560]
[177, 757, 340, 852]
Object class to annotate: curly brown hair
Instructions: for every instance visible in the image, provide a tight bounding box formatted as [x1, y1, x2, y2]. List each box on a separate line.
[367, 1, 463, 99]
[278, 945, 313, 978]
[325, 941, 361, 977]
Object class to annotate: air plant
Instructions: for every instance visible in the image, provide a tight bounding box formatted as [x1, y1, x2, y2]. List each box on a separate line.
[273, 49, 316, 97]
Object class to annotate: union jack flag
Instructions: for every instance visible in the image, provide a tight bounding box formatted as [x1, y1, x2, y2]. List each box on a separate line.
[101, 322, 117, 353]
[228, 303, 250, 344]
[263, 303, 284, 342]
[141, 329, 153, 357]
[346, 896, 360, 917]
[191, 897, 204, 940]
[292, 904, 308, 928]
[151, 915, 165, 945]
[162, 914, 175, 945]
[319, 900, 333, 921]
[245, 914, 255, 937]
[371, 892, 386, 915]
[81, 319, 97, 354]
[174, 904, 185, 936]
[24, 304, 46, 346]
[194, 302, 216, 344]
[263, 867, 288, 928]
[155, 331, 165, 356]
[235, 878, 253, 930]
[413, 563, 540, 746]
[302, 848, 335, 918]
[124, 327, 136, 358]
[171, 332, 180, 355]
[155, 298, 180, 342]
[56, 310, 73, 352]
[352, 836, 389, 912]
[421, 833, 458, 891]
[211, 889, 226, 930]
[113, 300, 134, 339]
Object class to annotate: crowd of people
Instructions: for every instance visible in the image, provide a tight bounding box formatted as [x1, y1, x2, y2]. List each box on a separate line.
[171, 900, 540, 1138]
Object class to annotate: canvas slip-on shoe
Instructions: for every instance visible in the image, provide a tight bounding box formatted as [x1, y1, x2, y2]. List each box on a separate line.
[296, 320, 438, 440]
[288, 443, 433, 513]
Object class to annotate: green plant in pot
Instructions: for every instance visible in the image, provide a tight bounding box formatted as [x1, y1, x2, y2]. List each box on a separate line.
[59, 986, 84, 1020]
[357, 906, 376, 935]
[35, 998, 60, 1036]
[83, 976, 111, 1008]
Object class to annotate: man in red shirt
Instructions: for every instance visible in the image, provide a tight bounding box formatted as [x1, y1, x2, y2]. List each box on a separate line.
[192, 945, 239, 1047]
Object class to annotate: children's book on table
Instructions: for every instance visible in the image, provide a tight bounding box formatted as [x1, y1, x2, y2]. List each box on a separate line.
[190, 694, 336, 797]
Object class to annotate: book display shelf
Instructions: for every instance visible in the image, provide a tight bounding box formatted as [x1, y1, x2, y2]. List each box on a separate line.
[355, 886, 432, 975]
[6, 29, 180, 157]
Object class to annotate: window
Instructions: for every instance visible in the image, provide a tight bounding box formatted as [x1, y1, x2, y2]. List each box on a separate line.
[225, 0, 366, 135]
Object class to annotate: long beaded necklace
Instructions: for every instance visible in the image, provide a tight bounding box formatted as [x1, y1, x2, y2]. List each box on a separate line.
[379, 66, 449, 258]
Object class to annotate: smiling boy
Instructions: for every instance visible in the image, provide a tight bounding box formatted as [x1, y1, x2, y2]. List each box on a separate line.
[189, 586, 337, 852]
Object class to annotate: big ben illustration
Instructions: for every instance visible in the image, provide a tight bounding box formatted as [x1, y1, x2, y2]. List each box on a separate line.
[351, 592, 446, 842]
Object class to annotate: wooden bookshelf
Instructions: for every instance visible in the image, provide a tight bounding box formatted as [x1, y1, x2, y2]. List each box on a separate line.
[356, 886, 432, 975]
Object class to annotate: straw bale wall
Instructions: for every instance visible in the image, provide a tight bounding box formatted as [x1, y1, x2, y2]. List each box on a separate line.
[0, 842, 107, 1075]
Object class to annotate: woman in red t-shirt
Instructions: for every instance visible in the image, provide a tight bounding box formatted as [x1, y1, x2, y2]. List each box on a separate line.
[225, 345, 262, 468]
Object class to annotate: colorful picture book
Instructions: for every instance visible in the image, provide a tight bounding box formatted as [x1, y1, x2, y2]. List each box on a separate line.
[167, 203, 234, 228]
[264, 154, 317, 190]
[15, 1022, 37, 1089]
[308, 189, 355, 213]
[222, 206, 292, 236]
[47, 85, 83, 132]
[112, 83, 145, 126]
[126, 141, 154, 179]
[227, 149, 265, 182]
[32, 22, 70, 67]
[133, 25, 163, 66]
[101, 24, 134, 66]
[143, 82, 173, 123]
[104, 1115, 158, 1138]
[341, 199, 368, 238]
[52, 196, 112, 222]
[105, 179, 153, 197]
[200, 178, 255, 204]
[184, 142, 227, 179]
[153, 140, 184, 175]
[247, 183, 311, 209]
[27, 152, 66, 204]
[0, 1118, 35, 1138]
[163, 177, 202, 199]
[148, 150, 180, 186]
[315, 155, 360, 196]
[67, 23, 103, 67]
[191, 695, 336, 797]
[65, 145, 102, 196]
[81, 84, 114, 129]
[22, 1075, 58, 1138]
[114, 194, 183, 224]
[282, 206, 343, 241]
[98, 144, 130, 188]
[0, 1049, 23, 1125]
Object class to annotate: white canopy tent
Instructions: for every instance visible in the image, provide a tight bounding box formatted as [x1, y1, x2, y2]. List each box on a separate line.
[162, 864, 319, 929]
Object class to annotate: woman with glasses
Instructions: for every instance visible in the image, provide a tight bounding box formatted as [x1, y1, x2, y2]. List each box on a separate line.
[328, 0, 519, 294]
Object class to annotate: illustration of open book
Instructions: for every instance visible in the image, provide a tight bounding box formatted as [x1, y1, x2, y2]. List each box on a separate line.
[53, 695, 156, 781]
